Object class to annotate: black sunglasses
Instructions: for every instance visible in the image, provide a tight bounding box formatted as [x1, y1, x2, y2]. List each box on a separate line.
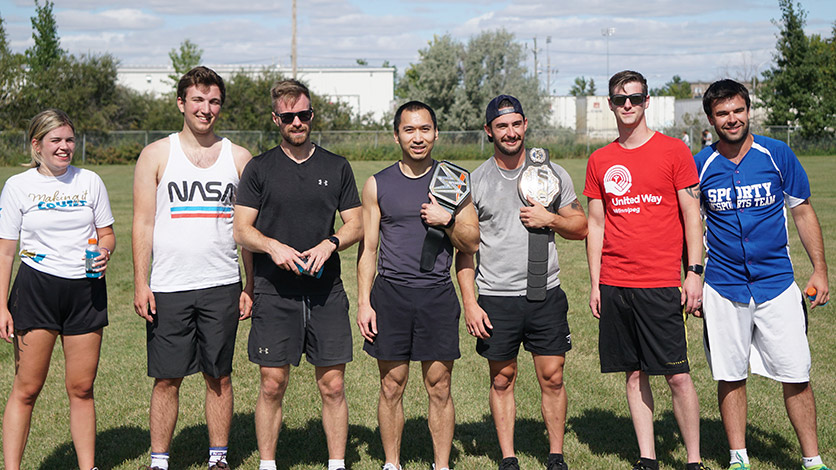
[274, 109, 313, 124]
[610, 93, 647, 106]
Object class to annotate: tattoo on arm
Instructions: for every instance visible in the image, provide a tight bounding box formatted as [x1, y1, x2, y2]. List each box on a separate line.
[684, 184, 700, 200]
[570, 200, 583, 211]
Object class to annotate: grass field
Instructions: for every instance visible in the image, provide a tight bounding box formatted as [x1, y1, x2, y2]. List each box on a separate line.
[0, 156, 834, 470]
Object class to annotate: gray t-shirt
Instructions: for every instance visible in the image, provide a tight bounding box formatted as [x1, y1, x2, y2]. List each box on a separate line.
[471, 156, 578, 296]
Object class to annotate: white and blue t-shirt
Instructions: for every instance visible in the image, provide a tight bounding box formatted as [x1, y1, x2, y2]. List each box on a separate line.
[0, 166, 115, 279]
[695, 135, 810, 304]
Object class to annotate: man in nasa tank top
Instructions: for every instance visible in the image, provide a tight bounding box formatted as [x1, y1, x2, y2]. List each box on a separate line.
[133, 66, 254, 470]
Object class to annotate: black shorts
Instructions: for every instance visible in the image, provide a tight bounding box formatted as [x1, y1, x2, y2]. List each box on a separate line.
[598, 285, 690, 375]
[476, 285, 571, 361]
[8, 262, 107, 335]
[363, 276, 460, 362]
[248, 287, 352, 367]
[146, 283, 241, 379]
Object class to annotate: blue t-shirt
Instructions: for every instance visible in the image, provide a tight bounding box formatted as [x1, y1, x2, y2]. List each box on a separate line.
[695, 134, 810, 303]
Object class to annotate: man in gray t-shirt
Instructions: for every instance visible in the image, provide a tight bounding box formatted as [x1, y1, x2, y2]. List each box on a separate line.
[456, 95, 587, 470]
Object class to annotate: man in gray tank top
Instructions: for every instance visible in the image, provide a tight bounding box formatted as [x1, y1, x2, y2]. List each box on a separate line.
[357, 101, 479, 470]
[455, 95, 587, 470]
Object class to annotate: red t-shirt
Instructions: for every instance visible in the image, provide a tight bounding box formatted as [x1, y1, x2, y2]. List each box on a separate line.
[584, 132, 698, 288]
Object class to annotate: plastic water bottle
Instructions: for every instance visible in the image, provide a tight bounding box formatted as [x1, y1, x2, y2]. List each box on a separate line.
[806, 287, 828, 306]
[85, 238, 102, 279]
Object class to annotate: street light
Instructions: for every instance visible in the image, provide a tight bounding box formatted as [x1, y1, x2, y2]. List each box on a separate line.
[602, 27, 615, 79]
[546, 36, 552, 94]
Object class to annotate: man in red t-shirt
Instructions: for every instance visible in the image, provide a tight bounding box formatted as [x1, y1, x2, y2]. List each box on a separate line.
[584, 70, 708, 470]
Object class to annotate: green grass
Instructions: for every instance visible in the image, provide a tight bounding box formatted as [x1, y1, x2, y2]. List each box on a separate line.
[0, 157, 834, 469]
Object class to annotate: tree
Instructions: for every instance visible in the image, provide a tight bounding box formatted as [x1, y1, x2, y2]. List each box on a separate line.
[569, 76, 596, 96]
[25, 0, 64, 75]
[0, 15, 26, 127]
[651, 75, 692, 99]
[397, 31, 548, 131]
[168, 39, 203, 84]
[761, 0, 836, 137]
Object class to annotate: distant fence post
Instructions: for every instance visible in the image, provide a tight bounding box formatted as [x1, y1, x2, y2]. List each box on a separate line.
[82, 133, 86, 164]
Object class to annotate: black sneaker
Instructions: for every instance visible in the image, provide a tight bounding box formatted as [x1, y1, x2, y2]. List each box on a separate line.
[632, 462, 653, 470]
[499, 457, 520, 470]
[546, 456, 568, 470]
[210, 462, 230, 470]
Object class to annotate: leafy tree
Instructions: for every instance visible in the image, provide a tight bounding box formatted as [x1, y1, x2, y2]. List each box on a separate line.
[569, 76, 596, 96]
[0, 15, 26, 128]
[25, 0, 63, 75]
[397, 30, 548, 131]
[168, 39, 203, 84]
[651, 75, 692, 99]
[761, 0, 836, 137]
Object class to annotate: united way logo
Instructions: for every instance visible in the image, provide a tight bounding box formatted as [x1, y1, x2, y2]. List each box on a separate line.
[603, 165, 632, 196]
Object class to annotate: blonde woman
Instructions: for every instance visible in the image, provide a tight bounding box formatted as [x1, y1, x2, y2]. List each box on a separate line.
[0, 109, 115, 470]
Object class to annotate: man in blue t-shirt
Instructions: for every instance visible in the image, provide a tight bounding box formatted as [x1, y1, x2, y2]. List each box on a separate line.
[357, 101, 479, 470]
[695, 79, 830, 470]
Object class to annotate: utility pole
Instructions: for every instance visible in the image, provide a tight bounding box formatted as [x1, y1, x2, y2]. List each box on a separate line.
[292, 0, 297, 79]
[532, 36, 538, 84]
[546, 36, 552, 94]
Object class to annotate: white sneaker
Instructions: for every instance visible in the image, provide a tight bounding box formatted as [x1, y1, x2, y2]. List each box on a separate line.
[382, 464, 401, 470]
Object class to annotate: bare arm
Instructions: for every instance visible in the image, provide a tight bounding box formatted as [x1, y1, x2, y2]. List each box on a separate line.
[455, 250, 493, 339]
[233, 205, 304, 275]
[420, 193, 479, 254]
[791, 199, 829, 307]
[356, 176, 380, 342]
[239, 248, 254, 320]
[585, 198, 604, 318]
[132, 142, 165, 322]
[519, 197, 588, 240]
[678, 183, 704, 315]
[301, 205, 363, 274]
[0, 238, 18, 342]
[92, 225, 115, 276]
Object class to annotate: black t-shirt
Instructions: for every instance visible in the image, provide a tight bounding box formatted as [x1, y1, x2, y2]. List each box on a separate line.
[237, 145, 361, 295]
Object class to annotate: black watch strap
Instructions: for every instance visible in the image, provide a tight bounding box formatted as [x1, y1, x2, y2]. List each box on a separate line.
[687, 264, 703, 275]
[327, 236, 340, 250]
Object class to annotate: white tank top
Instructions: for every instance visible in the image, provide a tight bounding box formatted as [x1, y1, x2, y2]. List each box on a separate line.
[150, 133, 240, 292]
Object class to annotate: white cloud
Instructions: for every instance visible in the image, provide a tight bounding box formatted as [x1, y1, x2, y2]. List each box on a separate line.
[58, 9, 163, 31]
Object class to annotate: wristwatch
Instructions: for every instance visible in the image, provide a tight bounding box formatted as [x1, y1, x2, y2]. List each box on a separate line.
[442, 212, 456, 229]
[327, 236, 340, 250]
[687, 264, 704, 275]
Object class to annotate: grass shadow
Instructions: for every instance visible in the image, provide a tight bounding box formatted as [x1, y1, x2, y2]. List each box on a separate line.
[456, 413, 561, 465]
[39, 425, 147, 470]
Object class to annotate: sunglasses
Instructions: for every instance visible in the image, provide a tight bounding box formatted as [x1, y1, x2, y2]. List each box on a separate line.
[274, 109, 313, 124]
[610, 93, 647, 106]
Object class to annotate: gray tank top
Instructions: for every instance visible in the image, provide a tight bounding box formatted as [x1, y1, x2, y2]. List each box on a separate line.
[375, 161, 453, 288]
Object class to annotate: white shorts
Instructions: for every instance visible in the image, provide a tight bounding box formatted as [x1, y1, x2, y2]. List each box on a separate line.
[702, 282, 810, 383]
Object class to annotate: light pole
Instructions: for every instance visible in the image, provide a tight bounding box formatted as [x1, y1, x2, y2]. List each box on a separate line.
[602, 27, 615, 79]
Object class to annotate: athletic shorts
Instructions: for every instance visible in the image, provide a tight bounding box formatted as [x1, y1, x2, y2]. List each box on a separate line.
[702, 282, 810, 383]
[146, 283, 241, 379]
[248, 287, 352, 367]
[476, 285, 571, 361]
[363, 276, 460, 362]
[598, 285, 690, 375]
[8, 262, 107, 335]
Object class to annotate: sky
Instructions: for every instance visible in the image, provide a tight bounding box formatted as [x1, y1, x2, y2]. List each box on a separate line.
[1, 0, 835, 95]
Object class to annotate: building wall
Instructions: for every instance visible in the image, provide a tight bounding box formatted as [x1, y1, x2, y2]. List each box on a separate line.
[117, 65, 396, 121]
[569, 95, 675, 139]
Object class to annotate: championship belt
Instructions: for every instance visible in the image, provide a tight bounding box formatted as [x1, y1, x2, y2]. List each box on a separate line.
[517, 148, 561, 301]
[420, 161, 471, 272]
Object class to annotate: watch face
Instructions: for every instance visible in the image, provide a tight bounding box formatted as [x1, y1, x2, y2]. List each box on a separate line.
[429, 161, 471, 210]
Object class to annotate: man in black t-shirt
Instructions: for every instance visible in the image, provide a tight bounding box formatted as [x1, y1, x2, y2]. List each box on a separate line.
[233, 79, 362, 470]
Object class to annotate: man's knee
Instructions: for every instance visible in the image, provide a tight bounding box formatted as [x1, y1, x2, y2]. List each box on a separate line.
[153, 377, 184, 396]
[204, 374, 232, 396]
[260, 368, 289, 401]
[665, 372, 695, 392]
[380, 373, 407, 403]
[490, 361, 517, 394]
[318, 374, 346, 404]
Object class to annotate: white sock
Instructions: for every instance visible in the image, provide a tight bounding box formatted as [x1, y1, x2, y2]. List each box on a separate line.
[803, 456, 824, 468]
[259, 460, 277, 470]
[730, 449, 749, 465]
[209, 446, 228, 467]
[150, 452, 170, 470]
[328, 459, 345, 470]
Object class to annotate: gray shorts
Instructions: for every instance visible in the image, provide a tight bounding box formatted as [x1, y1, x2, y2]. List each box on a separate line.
[248, 287, 352, 367]
[146, 283, 241, 379]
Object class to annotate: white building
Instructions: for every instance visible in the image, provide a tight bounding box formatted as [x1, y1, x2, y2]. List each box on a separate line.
[549, 95, 676, 139]
[118, 65, 396, 121]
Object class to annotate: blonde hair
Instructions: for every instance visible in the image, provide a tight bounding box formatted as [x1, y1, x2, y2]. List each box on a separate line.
[270, 79, 311, 112]
[28, 109, 75, 168]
